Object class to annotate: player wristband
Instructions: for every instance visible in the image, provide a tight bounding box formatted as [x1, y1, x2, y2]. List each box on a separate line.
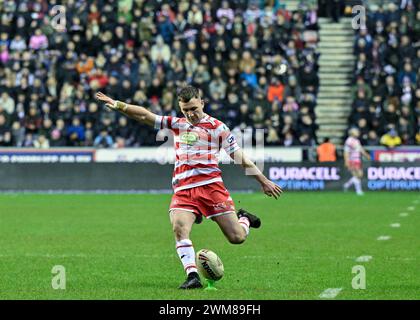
[114, 101, 128, 112]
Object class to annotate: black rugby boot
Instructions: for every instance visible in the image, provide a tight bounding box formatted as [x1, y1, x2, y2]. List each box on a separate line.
[179, 272, 203, 289]
[237, 208, 261, 228]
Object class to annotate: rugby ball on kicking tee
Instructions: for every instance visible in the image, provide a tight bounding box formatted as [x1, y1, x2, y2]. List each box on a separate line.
[196, 249, 224, 281]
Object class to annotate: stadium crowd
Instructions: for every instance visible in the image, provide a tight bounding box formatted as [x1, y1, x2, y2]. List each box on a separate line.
[0, 0, 320, 148]
[349, 1, 420, 147]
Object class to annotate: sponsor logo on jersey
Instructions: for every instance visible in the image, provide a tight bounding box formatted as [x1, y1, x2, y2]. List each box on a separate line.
[180, 132, 199, 145]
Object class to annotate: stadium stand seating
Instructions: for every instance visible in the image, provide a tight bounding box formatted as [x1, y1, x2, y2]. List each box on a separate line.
[347, 1, 420, 146]
[0, 0, 320, 148]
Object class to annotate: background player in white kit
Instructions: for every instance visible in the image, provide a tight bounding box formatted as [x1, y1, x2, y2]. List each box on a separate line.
[96, 86, 282, 289]
[343, 128, 371, 195]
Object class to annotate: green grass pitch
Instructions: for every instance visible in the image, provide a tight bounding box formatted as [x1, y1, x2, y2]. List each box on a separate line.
[0, 192, 419, 300]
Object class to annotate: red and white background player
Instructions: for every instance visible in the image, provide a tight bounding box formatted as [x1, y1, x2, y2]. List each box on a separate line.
[343, 128, 371, 196]
[96, 86, 282, 289]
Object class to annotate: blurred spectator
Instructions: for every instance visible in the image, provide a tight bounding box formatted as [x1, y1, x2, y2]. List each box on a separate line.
[380, 128, 402, 149]
[240, 65, 258, 89]
[22, 133, 35, 147]
[328, 0, 343, 23]
[0, 44, 9, 64]
[366, 131, 380, 146]
[299, 64, 319, 92]
[67, 118, 86, 146]
[0, 114, 10, 145]
[115, 117, 134, 146]
[0, 92, 15, 115]
[29, 29, 48, 50]
[11, 122, 25, 147]
[10, 35, 27, 51]
[24, 106, 42, 135]
[317, 138, 337, 162]
[209, 74, 227, 100]
[217, 1, 234, 27]
[236, 104, 252, 130]
[187, 4, 204, 26]
[283, 96, 299, 113]
[94, 129, 114, 148]
[283, 131, 297, 146]
[397, 62, 416, 86]
[267, 78, 285, 103]
[266, 125, 281, 145]
[284, 76, 302, 101]
[50, 119, 67, 147]
[280, 114, 297, 139]
[151, 35, 171, 64]
[34, 134, 50, 149]
[0, 131, 13, 146]
[76, 53, 95, 75]
[251, 106, 265, 129]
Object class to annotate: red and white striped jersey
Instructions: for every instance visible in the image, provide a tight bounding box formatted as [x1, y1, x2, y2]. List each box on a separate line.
[155, 114, 240, 193]
[344, 136, 362, 162]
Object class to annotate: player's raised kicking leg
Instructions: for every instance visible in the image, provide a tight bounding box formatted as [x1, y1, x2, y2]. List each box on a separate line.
[197, 182, 262, 244]
[212, 209, 261, 244]
[170, 209, 203, 289]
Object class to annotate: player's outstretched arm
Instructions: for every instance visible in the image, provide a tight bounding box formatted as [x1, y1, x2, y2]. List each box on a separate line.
[95, 92, 156, 127]
[230, 149, 283, 199]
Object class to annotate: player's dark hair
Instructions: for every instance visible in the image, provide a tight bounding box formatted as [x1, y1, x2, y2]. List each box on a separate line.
[177, 86, 200, 103]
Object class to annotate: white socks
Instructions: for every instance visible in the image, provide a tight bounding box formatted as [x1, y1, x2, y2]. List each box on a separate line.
[176, 220, 251, 275]
[354, 178, 363, 194]
[344, 177, 355, 188]
[176, 239, 197, 275]
[345, 177, 363, 194]
[238, 216, 250, 236]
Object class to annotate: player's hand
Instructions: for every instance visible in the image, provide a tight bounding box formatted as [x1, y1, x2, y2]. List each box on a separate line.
[261, 179, 283, 199]
[95, 92, 116, 109]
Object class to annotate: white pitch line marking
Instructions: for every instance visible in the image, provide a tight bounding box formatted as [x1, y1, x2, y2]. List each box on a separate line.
[377, 235, 391, 241]
[319, 288, 342, 299]
[390, 223, 400, 228]
[407, 206, 415, 211]
[399, 213, 409, 217]
[355, 255, 373, 262]
[0, 253, 173, 259]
